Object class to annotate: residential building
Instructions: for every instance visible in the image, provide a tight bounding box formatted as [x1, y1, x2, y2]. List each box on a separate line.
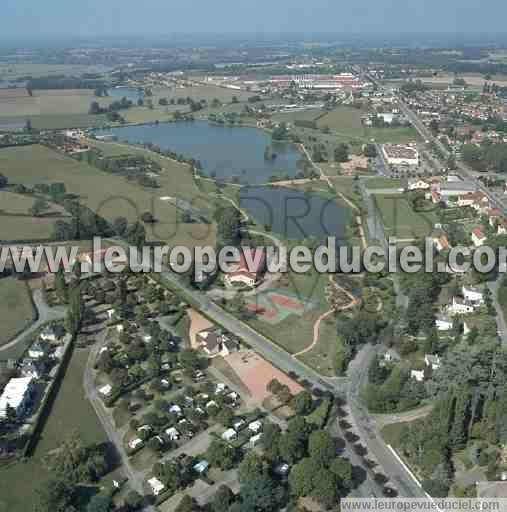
[462, 286, 484, 305]
[410, 370, 425, 382]
[436, 314, 453, 331]
[471, 226, 487, 247]
[222, 428, 238, 442]
[424, 354, 441, 370]
[433, 236, 450, 253]
[0, 377, 34, 419]
[224, 247, 266, 287]
[248, 420, 263, 434]
[148, 477, 165, 496]
[448, 296, 475, 316]
[193, 460, 209, 474]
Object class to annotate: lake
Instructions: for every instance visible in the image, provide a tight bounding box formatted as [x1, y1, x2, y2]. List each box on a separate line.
[94, 121, 305, 185]
[239, 186, 352, 243]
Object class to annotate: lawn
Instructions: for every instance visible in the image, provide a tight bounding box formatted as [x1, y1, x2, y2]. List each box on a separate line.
[364, 177, 403, 190]
[0, 276, 35, 347]
[0, 348, 107, 512]
[271, 108, 324, 124]
[0, 63, 98, 80]
[0, 144, 216, 249]
[373, 194, 437, 240]
[316, 106, 418, 144]
[297, 316, 341, 377]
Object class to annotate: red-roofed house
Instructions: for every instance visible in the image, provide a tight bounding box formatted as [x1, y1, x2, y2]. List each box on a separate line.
[224, 248, 266, 287]
[471, 226, 486, 248]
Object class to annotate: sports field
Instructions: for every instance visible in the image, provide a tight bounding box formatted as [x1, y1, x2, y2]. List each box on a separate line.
[0, 276, 35, 347]
[0, 144, 216, 248]
[373, 194, 437, 239]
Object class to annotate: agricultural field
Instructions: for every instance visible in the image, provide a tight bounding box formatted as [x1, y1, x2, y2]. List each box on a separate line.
[0, 276, 35, 347]
[153, 85, 254, 104]
[271, 107, 324, 124]
[0, 63, 100, 80]
[0, 348, 108, 512]
[373, 194, 437, 240]
[0, 144, 216, 249]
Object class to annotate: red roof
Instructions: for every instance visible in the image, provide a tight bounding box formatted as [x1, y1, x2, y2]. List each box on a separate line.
[472, 226, 485, 239]
[226, 247, 266, 280]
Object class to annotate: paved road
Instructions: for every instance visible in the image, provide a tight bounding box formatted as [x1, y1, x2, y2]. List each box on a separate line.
[488, 277, 507, 345]
[83, 328, 157, 512]
[0, 289, 66, 353]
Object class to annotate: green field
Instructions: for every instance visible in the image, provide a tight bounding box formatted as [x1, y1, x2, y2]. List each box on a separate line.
[0, 144, 216, 248]
[0, 63, 99, 80]
[297, 316, 341, 377]
[0, 348, 108, 512]
[316, 106, 418, 144]
[373, 194, 437, 239]
[0, 277, 35, 347]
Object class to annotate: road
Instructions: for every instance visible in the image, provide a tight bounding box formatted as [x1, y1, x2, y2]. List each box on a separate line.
[0, 289, 66, 353]
[83, 327, 157, 512]
[488, 277, 507, 345]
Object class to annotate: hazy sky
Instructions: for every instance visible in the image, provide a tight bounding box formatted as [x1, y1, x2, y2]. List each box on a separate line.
[1, 0, 506, 38]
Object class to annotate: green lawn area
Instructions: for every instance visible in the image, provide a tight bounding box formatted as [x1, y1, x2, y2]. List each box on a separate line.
[0, 277, 35, 347]
[373, 194, 437, 239]
[271, 108, 324, 124]
[297, 316, 341, 377]
[364, 177, 403, 190]
[0, 348, 107, 512]
[0, 144, 216, 249]
[0, 63, 97, 80]
[316, 106, 418, 144]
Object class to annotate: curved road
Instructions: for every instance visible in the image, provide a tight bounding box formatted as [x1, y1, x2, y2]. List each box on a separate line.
[0, 289, 66, 354]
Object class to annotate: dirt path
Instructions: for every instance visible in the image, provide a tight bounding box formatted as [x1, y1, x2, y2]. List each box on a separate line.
[293, 275, 359, 357]
[373, 404, 433, 429]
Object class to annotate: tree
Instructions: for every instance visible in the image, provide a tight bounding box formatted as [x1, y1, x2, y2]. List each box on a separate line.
[308, 430, 336, 467]
[86, 495, 112, 512]
[211, 485, 235, 512]
[330, 457, 353, 490]
[0, 174, 8, 189]
[175, 495, 200, 512]
[124, 490, 143, 511]
[364, 144, 377, 158]
[30, 197, 48, 217]
[65, 284, 83, 337]
[240, 475, 285, 512]
[291, 390, 314, 415]
[334, 143, 350, 163]
[35, 477, 76, 512]
[89, 101, 101, 115]
[289, 457, 320, 497]
[206, 440, 237, 470]
[238, 452, 266, 483]
[113, 216, 128, 236]
[312, 468, 339, 507]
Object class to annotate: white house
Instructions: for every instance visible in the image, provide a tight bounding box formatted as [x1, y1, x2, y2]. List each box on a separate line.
[462, 286, 484, 305]
[248, 420, 263, 434]
[436, 314, 453, 331]
[249, 433, 263, 447]
[233, 419, 246, 431]
[448, 297, 475, 316]
[222, 428, 238, 442]
[407, 179, 430, 191]
[129, 438, 143, 450]
[165, 427, 180, 441]
[0, 377, 34, 419]
[106, 308, 116, 320]
[169, 404, 183, 417]
[424, 354, 441, 370]
[471, 226, 486, 248]
[410, 370, 425, 382]
[116, 324, 125, 333]
[433, 236, 450, 253]
[148, 477, 166, 496]
[98, 384, 113, 397]
[193, 460, 209, 474]
[40, 327, 58, 342]
[137, 424, 152, 434]
[28, 343, 48, 360]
